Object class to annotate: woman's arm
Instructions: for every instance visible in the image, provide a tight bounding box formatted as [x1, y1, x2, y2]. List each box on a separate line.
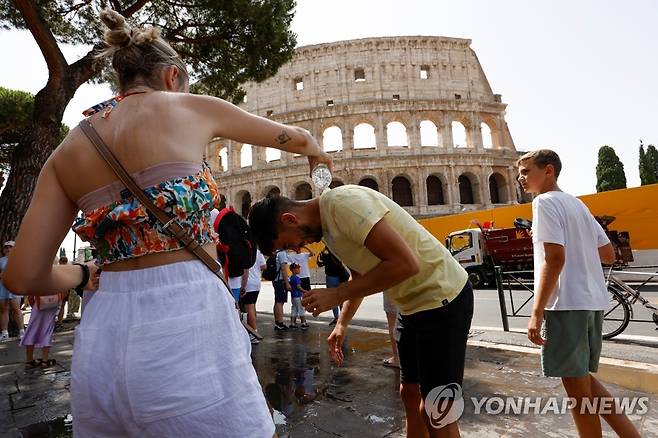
[2, 158, 94, 295]
[189, 94, 332, 175]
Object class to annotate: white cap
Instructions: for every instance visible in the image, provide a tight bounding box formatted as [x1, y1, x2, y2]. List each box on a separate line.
[3, 241, 15, 247]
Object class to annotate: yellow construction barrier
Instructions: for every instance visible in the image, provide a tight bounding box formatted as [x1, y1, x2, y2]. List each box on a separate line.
[419, 183, 658, 251]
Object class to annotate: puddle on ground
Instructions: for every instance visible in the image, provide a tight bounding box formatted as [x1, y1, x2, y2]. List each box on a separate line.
[19, 416, 72, 438]
[252, 327, 393, 427]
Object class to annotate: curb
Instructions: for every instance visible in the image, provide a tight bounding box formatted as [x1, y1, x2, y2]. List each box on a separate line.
[468, 340, 658, 395]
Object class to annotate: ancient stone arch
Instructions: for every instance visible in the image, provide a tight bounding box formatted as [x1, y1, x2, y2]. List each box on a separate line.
[358, 176, 380, 192]
[392, 175, 414, 206]
[292, 181, 313, 200]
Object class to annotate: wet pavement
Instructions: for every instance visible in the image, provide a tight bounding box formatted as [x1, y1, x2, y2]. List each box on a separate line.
[1, 315, 657, 437]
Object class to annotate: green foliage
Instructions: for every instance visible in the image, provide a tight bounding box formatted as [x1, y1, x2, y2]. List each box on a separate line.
[647, 145, 658, 182]
[0, 86, 68, 171]
[639, 144, 657, 185]
[0, 0, 298, 103]
[596, 145, 627, 192]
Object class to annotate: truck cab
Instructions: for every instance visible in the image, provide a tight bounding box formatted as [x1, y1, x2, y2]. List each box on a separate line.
[446, 228, 490, 287]
[446, 225, 534, 288]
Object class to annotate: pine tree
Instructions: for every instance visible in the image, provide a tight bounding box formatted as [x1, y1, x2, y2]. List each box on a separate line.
[0, 0, 297, 242]
[596, 145, 627, 192]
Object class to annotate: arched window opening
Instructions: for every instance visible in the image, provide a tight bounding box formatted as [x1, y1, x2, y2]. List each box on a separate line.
[218, 147, 228, 172]
[265, 147, 281, 162]
[353, 123, 376, 149]
[481, 122, 493, 149]
[322, 126, 343, 152]
[426, 175, 445, 205]
[358, 178, 379, 192]
[263, 186, 281, 198]
[240, 144, 252, 167]
[489, 173, 508, 204]
[386, 121, 408, 147]
[420, 120, 439, 147]
[459, 175, 475, 204]
[452, 121, 467, 148]
[294, 183, 313, 200]
[392, 176, 413, 207]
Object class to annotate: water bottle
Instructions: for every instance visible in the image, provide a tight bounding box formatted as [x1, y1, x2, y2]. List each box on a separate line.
[311, 163, 332, 192]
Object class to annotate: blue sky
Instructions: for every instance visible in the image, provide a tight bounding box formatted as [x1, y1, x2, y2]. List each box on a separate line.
[2, 0, 656, 196]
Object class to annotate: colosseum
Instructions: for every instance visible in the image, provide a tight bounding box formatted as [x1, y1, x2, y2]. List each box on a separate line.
[206, 36, 525, 219]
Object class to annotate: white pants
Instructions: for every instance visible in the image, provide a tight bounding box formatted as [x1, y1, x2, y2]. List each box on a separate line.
[71, 260, 275, 437]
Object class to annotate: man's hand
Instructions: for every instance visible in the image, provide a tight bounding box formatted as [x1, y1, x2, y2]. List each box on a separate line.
[301, 288, 342, 317]
[327, 324, 347, 366]
[527, 312, 545, 345]
[240, 287, 247, 298]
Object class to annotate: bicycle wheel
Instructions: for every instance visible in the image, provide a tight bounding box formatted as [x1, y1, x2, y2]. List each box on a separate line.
[602, 286, 631, 340]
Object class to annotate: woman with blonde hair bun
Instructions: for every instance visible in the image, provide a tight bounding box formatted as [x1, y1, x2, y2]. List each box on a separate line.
[2, 8, 331, 437]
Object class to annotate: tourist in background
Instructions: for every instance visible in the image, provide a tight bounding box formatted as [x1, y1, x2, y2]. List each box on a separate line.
[316, 248, 347, 325]
[0, 241, 24, 341]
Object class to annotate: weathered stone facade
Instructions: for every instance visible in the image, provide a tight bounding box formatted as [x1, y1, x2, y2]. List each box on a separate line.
[207, 36, 524, 218]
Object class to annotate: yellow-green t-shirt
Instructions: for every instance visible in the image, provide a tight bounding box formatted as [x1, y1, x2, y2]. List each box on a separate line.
[320, 185, 468, 315]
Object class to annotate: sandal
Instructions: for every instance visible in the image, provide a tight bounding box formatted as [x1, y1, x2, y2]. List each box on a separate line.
[382, 358, 400, 369]
[40, 359, 57, 368]
[25, 359, 42, 370]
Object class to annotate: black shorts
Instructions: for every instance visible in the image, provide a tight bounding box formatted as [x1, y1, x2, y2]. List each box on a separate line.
[300, 277, 311, 292]
[273, 280, 287, 303]
[240, 291, 259, 305]
[396, 281, 474, 398]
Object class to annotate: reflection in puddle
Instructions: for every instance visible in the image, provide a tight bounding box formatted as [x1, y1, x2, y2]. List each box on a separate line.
[19, 416, 72, 438]
[262, 345, 321, 418]
[252, 326, 395, 428]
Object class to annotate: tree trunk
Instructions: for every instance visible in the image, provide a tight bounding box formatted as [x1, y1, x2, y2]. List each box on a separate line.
[0, 81, 69, 243]
[0, 49, 100, 244]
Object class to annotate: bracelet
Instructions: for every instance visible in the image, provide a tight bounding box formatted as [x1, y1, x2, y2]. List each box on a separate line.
[73, 263, 90, 294]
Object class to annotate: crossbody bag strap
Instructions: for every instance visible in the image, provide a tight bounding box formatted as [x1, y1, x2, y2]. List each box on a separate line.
[77, 119, 231, 292]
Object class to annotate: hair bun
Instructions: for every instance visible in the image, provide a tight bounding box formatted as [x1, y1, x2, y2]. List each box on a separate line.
[131, 26, 161, 45]
[100, 8, 131, 48]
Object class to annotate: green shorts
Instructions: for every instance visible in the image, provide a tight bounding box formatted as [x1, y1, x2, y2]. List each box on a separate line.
[541, 310, 603, 378]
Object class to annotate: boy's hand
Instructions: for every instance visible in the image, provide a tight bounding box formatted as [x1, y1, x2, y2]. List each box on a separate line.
[301, 288, 341, 317]
[527, 313, 545, 345]
[327, 323, 347, 366]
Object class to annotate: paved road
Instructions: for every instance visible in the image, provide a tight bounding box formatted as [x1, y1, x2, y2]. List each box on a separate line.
[255, 283, 658, 341]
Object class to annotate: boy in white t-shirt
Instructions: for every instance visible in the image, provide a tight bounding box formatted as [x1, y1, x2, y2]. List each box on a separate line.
[517, 149, 638, 438]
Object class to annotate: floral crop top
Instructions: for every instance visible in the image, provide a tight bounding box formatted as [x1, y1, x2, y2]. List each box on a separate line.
[72, 163, 221, 265]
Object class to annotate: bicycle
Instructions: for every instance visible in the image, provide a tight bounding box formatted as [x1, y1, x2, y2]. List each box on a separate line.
[603, 266, 658, 339]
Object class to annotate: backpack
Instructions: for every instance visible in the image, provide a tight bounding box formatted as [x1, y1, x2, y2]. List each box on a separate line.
[262, 255, 279, 281]
[213, 207, 257, 278]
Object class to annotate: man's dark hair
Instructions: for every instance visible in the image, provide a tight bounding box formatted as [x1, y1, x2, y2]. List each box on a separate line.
[59, 256, 68, 264]
[248, 195, 299, 256]
[517, 149, 562, 178]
